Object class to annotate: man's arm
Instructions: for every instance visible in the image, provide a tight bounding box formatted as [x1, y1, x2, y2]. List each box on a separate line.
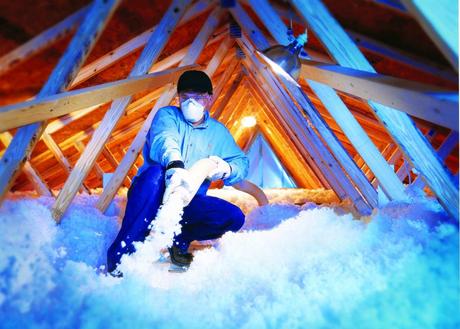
[148, 107, 183, 167]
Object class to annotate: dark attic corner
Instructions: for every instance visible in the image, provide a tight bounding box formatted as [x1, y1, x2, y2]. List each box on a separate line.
[0, 0, 458, 327]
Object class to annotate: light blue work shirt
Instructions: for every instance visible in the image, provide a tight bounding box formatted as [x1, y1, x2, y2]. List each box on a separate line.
[138, 106, 248, 189]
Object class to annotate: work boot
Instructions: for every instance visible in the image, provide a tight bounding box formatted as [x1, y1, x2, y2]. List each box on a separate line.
[168, 245, 193, 268]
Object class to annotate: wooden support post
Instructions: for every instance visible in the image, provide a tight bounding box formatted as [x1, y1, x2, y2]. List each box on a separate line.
[0, 5, 89, 75]
[95, 7, 223, 213]
[0, 0, 120, 207]
[0, 132, 52, 196]
[204, 38, 234, 77]
[52, 0, 192, 221]
[401, 0, 458, 71]
[290, 0, 459, 220]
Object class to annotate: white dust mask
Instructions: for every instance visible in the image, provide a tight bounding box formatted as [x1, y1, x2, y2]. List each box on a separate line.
[181, 98, 205, 123]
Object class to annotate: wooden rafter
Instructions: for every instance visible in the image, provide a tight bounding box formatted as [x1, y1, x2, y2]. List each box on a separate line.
[0, 0, 121, 206]
[52, 0, 193, 221]
[290, 0, 459, 219]
[300, 59, 458, 130]
[95, 7, 224, 213]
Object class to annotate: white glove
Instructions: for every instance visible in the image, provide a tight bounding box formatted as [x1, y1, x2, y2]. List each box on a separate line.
[163, 167, 194, 204]
[207, 156, 232, 181]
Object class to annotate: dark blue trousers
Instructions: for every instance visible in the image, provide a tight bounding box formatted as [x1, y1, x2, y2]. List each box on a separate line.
[107, 164, 245, 272]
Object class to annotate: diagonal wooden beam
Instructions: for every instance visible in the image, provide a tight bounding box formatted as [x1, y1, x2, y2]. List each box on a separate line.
[244, 78, 323, 188]
[45, 26, 226, 134]
[401, 0, 458, 71]
[52, 0, 192, 221]
[0, 0, 121, 206]
[70, 0, 213, 87]
[95, 7, 223, 213]
[411, 131, 459, 188]
[247, 0, 401, 206]
[41, 132, 91, 194]
[231, 3, 374, 213]
[0, 132, 52, 196]
[300, 59, 458, 130]
[0, 66, 196, 132]
[238, 36, 371, 214]
[0, 5, 89, 75]
[290, 0, 458, 220]
[263, 0, 458, 83]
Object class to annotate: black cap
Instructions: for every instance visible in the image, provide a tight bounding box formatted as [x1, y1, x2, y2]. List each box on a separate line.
[177, 70, 213, 95]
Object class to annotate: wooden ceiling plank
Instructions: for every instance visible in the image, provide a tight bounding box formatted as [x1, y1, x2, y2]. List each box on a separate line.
[347, 30, 458, 83]
[52, 0, 193, 221]
[0, 0, 121, 207]
[96, 7, 223, 213]
[291, 0, 458, 220]
[212, 71, 244, 120]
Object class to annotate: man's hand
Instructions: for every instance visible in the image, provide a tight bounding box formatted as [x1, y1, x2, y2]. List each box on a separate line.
[163, 167, 194, 204]
[207, 156, 231, 181]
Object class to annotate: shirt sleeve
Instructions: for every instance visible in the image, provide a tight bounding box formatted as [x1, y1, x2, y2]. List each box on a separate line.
[148, 107, 183, 167]
[217, 125, 249, 186]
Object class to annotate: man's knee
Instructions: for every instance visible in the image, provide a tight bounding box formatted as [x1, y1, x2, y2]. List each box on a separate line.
[227, 206, 245, 232]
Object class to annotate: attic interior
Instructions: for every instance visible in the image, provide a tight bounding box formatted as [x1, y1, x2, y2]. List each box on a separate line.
[0, 0, 458, 220]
